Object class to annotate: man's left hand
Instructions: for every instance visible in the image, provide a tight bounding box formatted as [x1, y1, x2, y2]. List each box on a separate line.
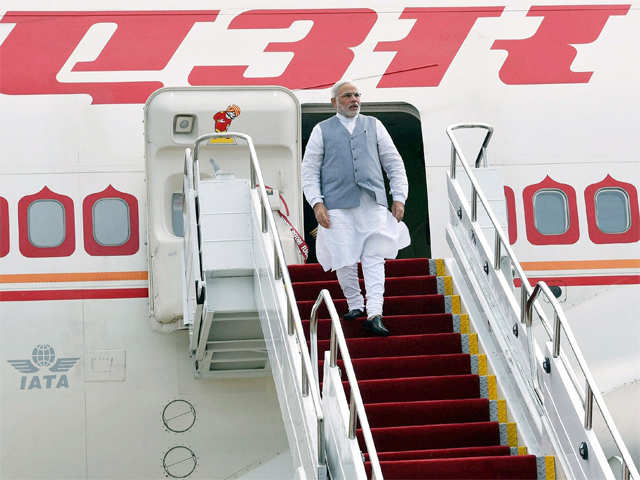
[392, 201, 405, 222]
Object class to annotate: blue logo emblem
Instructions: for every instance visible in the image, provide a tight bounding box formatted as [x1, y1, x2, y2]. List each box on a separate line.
[7, 344, 80, 390]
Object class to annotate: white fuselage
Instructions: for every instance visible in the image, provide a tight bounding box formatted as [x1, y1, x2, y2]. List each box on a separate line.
[0, 2, 638, 478]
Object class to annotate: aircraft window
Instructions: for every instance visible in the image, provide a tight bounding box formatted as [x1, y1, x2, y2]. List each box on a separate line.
[92, 198, 131, 246]
[28, 200, 66, 247]
[523, 176, 578, 245]
[533, 189, 569, 235]
[83, 185, 139, 256]
[595, 188, 630, 234]
[585, 175, 639, 244]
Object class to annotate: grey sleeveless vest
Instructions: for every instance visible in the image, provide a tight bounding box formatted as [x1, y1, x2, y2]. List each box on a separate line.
[319, 115, 387, 210]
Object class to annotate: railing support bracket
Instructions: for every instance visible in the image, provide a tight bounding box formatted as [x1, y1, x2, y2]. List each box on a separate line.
[542, 357, 551, 374]
[579, 442, 589, 460]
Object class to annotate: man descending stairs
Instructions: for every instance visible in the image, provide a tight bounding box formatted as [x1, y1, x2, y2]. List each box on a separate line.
[290, 257, 555, 480]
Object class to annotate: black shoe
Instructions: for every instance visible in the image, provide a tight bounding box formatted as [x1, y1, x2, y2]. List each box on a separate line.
[343, 308, 364, 321]
[363, 315, 389, 337]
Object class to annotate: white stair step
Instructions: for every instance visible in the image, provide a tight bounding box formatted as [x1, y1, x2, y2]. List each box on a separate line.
[205, 276, 256, 313]
[198, 178, 254, 273]
[206, 339, 266, 353]
[198, 178, 250, 214]
[206, 318, 262, 342]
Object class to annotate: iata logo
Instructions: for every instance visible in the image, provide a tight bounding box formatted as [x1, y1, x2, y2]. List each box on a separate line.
[7, 344, 80, 390]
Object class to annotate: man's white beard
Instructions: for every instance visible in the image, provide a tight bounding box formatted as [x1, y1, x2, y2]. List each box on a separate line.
[337, 104, 359, 118]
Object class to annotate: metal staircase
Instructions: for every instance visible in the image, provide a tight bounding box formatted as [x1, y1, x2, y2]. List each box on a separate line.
[171, 112, 637, 478]
[445, 124, 639, 480]
[182, 143, 267, 377]
[182, 131, 327, 479]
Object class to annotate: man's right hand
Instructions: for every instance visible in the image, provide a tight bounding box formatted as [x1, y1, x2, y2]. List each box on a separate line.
[313, 203, 330, 228]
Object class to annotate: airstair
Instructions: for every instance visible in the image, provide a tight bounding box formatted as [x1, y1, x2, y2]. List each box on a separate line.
[182, 149, 268, 376]
[147, 87, 638, 480]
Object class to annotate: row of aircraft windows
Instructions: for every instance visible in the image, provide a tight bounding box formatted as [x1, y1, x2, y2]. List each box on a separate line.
[0, 185, 139, 258]
[0, 176, 637, 259]
[28, 198, 131, 248]
[507, 175, 639, 245]
[534, 188, 630, 235]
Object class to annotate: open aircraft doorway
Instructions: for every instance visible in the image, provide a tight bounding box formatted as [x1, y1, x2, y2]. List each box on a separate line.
[301, 102, 429, 262]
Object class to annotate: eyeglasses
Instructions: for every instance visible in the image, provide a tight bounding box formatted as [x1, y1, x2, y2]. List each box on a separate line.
[339, 92, 362, 99]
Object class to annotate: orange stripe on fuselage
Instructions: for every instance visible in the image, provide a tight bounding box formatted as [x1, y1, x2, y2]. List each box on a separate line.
[0, 271, 149, 283]
[521, 259, 639, 271]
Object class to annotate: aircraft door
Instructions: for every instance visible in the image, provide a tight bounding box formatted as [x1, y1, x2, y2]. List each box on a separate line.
[301, 103, 429, 261]
[144, 86, 302, 326]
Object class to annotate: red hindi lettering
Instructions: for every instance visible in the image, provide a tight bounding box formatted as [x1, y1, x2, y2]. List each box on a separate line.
[375, 7, 504, 87]
[188, 9, 377, 89]
[492, 5, 630, 84]
[0, 11, 218, 104]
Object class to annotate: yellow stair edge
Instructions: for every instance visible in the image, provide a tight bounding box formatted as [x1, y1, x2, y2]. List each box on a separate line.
[480, 374, 497, 400]
[461, 333, 478, 355]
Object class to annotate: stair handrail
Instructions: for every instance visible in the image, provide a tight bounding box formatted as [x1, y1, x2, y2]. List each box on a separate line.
[526, 282, 638, 480]
[183, 147, 206, 351]
[447, 123, 639, 480]
[189, 132, 326, 476]
[310, 289, 384, 480]
[448, 124, 535, 323]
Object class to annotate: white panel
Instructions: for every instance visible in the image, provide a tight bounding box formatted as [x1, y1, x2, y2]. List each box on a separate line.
[81, 298, 289, 479]
[1, 302, 86, 479]
[200, 213, 251, 242]
[199, 179, 250, 215]
[205, 276, 257, 313]
[202, 241, 253, 272]
[85, 349, 126, 382]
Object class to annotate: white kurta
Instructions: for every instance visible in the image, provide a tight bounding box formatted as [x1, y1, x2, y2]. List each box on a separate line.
[302, 113, 410, 272]
[315, 190, 410, 271]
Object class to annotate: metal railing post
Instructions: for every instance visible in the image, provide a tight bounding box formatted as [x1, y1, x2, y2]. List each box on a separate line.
[287, 300, 294, 336]
[450, 146, 457, 179]
[493, 231, 501, 270]
[521, 287, 528, 324]
[302, 348, 309, 396]
[274, 243, 282, 280]
[553, 311, 561, 358]
[330, 325, 338, 367]
[471, 186, 478, 221]
[261, 203, 268, 233]
[317, 418, 326, 467]
[348, 394, 357, 439]
[585, 384, 594, 430]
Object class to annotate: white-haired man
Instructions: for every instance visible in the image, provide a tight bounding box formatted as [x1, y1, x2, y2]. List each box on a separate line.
[302, 81, 410, 336]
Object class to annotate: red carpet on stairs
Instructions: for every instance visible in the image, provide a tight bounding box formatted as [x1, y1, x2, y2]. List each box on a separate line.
[290, 258, 543, 480]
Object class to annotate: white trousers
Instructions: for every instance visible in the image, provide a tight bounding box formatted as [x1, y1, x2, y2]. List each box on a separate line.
[335, 255, 385, 317]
